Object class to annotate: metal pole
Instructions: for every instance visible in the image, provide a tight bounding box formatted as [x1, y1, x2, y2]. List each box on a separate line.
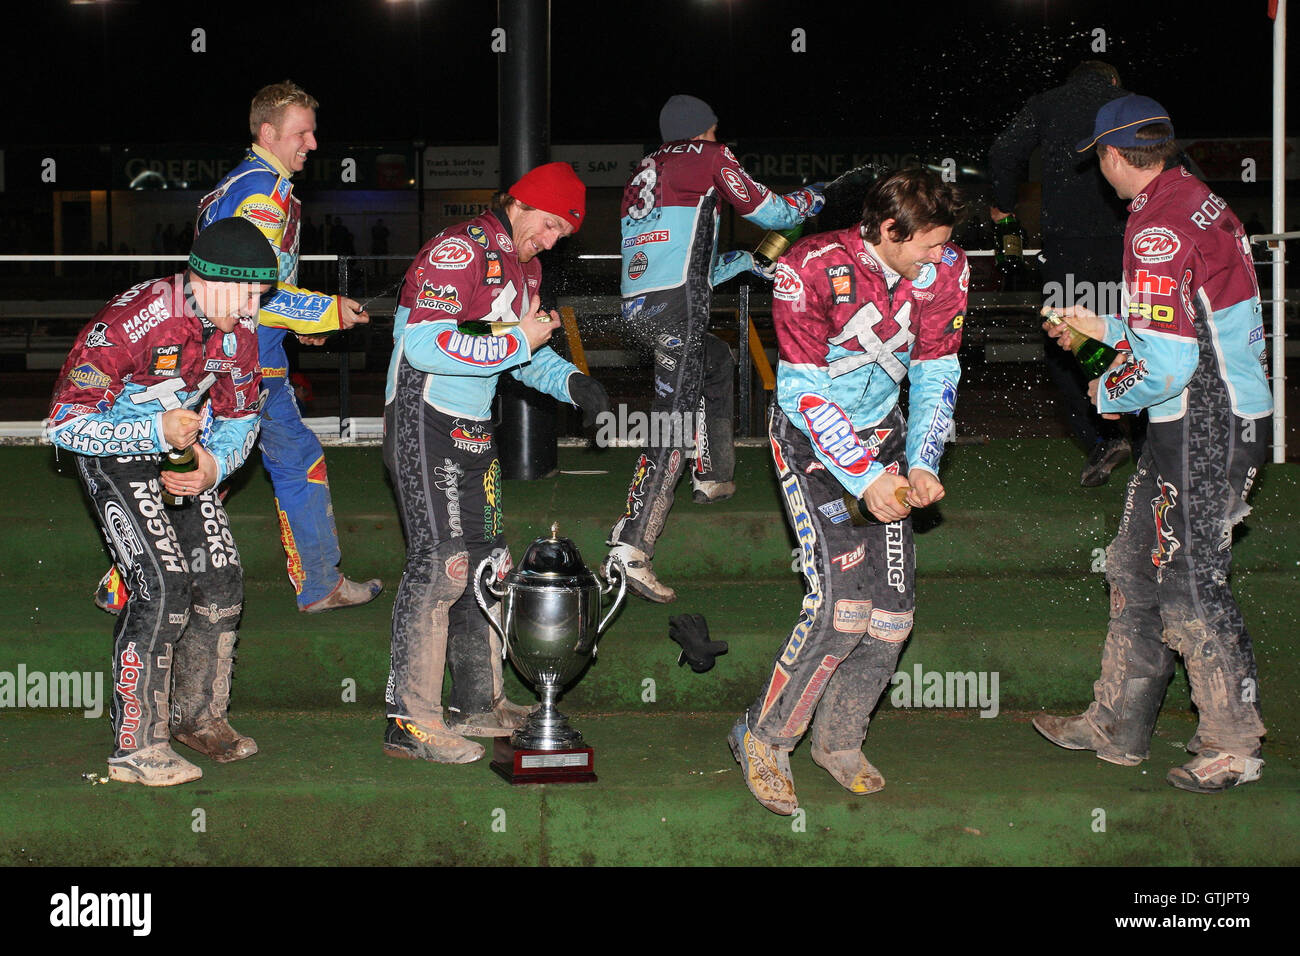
[496, 0, 556, 480]
[1272, 0, 1287, 464]
[415, 140, 425, 240]
[338, 254, 351, 439]
[737, 284, 751, 438]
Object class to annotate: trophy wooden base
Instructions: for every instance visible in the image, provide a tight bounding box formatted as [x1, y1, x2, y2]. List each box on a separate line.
[490, 737, 597, 785]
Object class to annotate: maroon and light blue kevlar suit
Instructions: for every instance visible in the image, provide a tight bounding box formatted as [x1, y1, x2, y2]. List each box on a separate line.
[383, 211, 586, 726]
[745, 230, 968, 752]
[48, 276, 261, 757]
[609, 139, 821, 556]
[1078, 166, 1272, 760]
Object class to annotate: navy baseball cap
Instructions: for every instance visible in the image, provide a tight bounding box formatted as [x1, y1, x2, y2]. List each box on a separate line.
[1076, 94, 1174, 152]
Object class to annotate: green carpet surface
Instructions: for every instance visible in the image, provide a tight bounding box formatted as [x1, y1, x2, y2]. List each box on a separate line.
[1, 442, 1297, 867]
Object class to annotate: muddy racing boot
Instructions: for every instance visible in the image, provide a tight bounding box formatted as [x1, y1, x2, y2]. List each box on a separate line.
[384, 716, 483, 764]
[808, 684, 889, 794]
[606, 544, 675, 604]
[1080, 437, 1131, 487]
[447, 696, 537, 738]
[691, 479, 735, 504]
[1032, 673, 1166, 769]
[810, 746, 885, 795]
[107, 743, 203, 787]
[94, 565, 128, 615]
[1167, 751, 1263, 794]
[302, 576, 384, 613]
[1033, 712, 1106, 750]
[171, 719, 259, 763]
[728, 717, 797, 815]
[1031, 712, 1144, 767]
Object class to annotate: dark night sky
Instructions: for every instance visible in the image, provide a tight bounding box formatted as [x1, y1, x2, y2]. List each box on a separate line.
[1, 0, 1294, 150]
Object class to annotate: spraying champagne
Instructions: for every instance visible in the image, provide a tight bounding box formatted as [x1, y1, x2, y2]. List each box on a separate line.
[1042, 309, 1119, 377]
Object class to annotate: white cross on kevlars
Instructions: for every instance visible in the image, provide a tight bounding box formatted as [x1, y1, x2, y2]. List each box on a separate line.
[484, 281, 521, 325]
[827, 301, 912, 382]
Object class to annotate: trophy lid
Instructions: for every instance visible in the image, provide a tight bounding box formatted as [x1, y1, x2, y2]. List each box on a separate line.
[516, 522, 592, 579]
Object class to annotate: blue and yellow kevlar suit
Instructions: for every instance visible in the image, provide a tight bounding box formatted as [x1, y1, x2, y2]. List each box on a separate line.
[197, 145, 348, 608]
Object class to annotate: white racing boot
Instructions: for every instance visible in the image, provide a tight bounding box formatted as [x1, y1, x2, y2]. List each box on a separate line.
[1167, 751, 1263, 793]
[107, 743, 203, 787]
[606, 544, 675, 603]
[691, 479, 735, 504]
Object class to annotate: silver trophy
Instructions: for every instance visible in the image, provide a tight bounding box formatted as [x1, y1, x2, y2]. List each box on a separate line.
[474, 523, 626, 782]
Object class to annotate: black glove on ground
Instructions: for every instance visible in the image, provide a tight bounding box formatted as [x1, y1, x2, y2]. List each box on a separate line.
[568, 372, 610, 429]
[668, 613, 728, 673]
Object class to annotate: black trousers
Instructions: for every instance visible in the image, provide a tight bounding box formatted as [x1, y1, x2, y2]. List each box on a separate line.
[76, 454, 244, 758]
[1087, 397, 1269, 758]
[746, 404, 915, 751]
[609, 281, 736, 556]
[383, 356, 510, 725]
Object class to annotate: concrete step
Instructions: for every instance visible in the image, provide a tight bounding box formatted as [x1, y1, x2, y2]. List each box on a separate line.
[4, 443, 1298, 589]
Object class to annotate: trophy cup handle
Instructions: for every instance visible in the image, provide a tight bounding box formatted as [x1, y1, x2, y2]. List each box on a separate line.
[596, 555, 628, 638]
[473, 555, 508, 645]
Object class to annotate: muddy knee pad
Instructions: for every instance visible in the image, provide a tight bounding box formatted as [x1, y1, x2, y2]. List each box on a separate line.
[695, 335, 735, 483]
[867, 606, 913, 645]
[1165, 617, 1266, 753]
[812, 633, 907, 753]
[446, 588, 502, 716]
[389, 542, 467, 721]
[172, 600, 243, 725]
[436, 546, 502, 716]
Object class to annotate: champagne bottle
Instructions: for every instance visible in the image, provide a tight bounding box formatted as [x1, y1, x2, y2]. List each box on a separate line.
[841, 486, 911, 526]
[456, 319, 518, 337]
[994, 214, 1024, 261]
[160, 446, 197, 508]
[1043, 311, 1119, 378]
[993, 214, 1027, 291]
[753, 223, 806, 271]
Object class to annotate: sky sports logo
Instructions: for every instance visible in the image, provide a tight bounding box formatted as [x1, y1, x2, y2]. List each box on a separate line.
[49, 886, 151, 936]
[622, 230, 670, 248]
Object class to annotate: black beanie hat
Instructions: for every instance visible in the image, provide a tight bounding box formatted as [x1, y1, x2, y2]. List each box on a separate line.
[188, 217, 279, 283]
[659, 94, 718, 143]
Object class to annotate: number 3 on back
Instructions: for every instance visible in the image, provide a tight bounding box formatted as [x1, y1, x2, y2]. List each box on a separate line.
[627, 157, 658, 221]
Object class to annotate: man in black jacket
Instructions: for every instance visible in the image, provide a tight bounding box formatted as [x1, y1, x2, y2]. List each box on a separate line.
[989, 60, 1135, 486]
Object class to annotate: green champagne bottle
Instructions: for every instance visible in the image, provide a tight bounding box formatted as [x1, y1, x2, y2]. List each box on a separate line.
[456, 320, 518, 336]
[753, 223, 806, 271]
[841, 486, 911, 526]
[1043, 311, 1119, 378]
[994, 214, 1027, 291]
[994, 214, 1025, 262]
[160, 446, 197, 508]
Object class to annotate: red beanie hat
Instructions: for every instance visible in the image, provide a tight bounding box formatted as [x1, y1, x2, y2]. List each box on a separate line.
[508, 162, 586, 233]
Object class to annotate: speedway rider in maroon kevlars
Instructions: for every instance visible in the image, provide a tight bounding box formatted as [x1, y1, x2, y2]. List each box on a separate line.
[47, 218, 276, 786]
[729, 168, 969, 815]
[605, 94, 824, 603]
[382, 163, 610, 763]
[1033, 95, 1272, 793]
